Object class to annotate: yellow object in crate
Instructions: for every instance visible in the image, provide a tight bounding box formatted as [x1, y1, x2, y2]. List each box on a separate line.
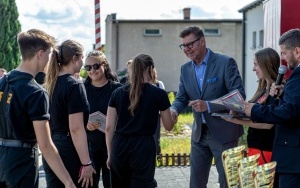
[238, 153, 260, 188]
[222, 145, 246, 187]
[253, 161, 277, 188]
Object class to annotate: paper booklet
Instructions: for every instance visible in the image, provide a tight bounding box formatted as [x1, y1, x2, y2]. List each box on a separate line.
[210, 89, 249, 119]
[88, 111, 106, 133]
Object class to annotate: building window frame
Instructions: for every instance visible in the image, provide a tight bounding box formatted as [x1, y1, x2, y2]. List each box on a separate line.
[144, 29, 162, 37]
[204, 28, 221, 36]
[251, 31, 257, 49]
[258, 30, 264, 48]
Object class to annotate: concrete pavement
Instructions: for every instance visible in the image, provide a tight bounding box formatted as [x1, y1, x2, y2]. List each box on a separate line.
[39, 157, 219, 188]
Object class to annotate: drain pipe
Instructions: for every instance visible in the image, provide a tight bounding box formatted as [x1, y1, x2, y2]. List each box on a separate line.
[241, 12, 246, 86]
[116, 20, 119, 70]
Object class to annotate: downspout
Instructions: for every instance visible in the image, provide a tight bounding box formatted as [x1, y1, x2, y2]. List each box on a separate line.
[241, 12, 246, 86]
[116, 20, 119, 71]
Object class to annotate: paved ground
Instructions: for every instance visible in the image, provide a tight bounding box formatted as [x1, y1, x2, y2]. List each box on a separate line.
[39, 155, 219, 188]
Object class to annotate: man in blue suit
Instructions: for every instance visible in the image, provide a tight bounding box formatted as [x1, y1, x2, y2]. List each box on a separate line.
[244, 28, 300, 187]
[171, 26, 245, 188]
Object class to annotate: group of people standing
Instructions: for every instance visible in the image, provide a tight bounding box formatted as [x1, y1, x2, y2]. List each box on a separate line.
[171, 26, 300, 188]
[0, 28, 175, 188]
[0, 26, 300, 188]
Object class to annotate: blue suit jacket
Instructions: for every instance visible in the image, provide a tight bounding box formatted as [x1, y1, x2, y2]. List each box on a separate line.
[172, 49, 245, 144]
[251, 66, 300, 173]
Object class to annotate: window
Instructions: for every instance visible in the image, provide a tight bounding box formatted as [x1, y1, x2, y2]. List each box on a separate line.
[144, 29, 162, 36]
[252, 31, 257, 49]
[259, 30, 264, 48]
[204, 29, 220, 36]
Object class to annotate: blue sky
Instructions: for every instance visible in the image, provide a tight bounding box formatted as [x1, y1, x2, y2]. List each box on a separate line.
[15, 0, 254, 53]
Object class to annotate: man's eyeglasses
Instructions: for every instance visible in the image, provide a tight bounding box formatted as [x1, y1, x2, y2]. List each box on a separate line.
[84, 63, 101, 71]
[179, 38, 201, 50]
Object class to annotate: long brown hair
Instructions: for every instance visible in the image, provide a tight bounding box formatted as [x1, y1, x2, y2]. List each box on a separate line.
[128, 54, 154, 115]
[84, 50, 118, 83]
[44, 39, 83, 97]
[249, 48, 280, 104]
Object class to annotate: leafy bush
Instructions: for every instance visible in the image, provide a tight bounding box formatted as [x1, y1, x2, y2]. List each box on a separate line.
[172, 113, 193, 135]
[168, 92, 175, 104]
[239, 126, 248, 149]
[80, 68, 88, 79]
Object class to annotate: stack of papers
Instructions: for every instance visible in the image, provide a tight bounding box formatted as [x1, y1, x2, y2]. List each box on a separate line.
[88, 111, 106, 133]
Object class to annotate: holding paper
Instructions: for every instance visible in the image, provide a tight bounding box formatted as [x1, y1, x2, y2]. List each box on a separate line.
[88, 111, 107, 133]
[210, 89, 248, 119]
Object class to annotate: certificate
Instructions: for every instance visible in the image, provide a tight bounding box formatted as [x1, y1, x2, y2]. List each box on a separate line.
[88, 111, 106, 133]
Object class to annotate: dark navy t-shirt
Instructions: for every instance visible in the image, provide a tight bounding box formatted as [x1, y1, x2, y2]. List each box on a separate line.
[109, 83, 170, 136]
[0, 70, 50, 142]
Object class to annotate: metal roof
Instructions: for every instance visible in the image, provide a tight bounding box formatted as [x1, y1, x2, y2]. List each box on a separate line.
[238, 0, 264, 13]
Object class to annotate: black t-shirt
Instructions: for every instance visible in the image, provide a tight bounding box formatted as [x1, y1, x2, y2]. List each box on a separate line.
[119, 76, 128, 85]
[84, 81, 122, 115]
[84, 80, 122, 151]
[109, 83, 170, 136]
[35, 71, 46, 85]
[0, 70, 50, 141]
[49, 74, 89, 132]
[247, 95, 276, 151]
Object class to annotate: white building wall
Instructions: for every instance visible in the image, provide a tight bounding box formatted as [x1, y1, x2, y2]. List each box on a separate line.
[244, 4, 264, 100]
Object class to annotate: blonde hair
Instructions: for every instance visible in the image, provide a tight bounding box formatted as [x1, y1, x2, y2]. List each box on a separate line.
[44, 39, 83, 97]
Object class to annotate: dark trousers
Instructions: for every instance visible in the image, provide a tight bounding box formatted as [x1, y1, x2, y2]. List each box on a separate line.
[91, 148, 110, 188]
[0, 146, 38, 188]
[110, 134, 157, 188]
[190, 126, 238, 188]
[273, 172, 300, 188]
[43, 133, 96, 188]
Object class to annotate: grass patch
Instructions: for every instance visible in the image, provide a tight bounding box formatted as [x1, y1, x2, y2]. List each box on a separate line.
[172, 113, 194, 135]
[158, 112, 249, 166]
[160, 137, 191, 154]
[160, 112, 193, 155]
[160, 112, 248, 154]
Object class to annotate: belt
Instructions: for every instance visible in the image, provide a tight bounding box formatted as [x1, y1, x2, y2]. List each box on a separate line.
[0, 138, 36, 148]
[52, 132, 70, 136]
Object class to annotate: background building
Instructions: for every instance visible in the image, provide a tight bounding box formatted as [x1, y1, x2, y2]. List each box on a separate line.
[239, 0, 300, 100]
[105, 8, 243, 92]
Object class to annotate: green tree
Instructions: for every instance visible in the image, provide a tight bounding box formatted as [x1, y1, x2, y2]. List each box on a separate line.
[80, 68, 88, 79]
[0, 0, 21, 71]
